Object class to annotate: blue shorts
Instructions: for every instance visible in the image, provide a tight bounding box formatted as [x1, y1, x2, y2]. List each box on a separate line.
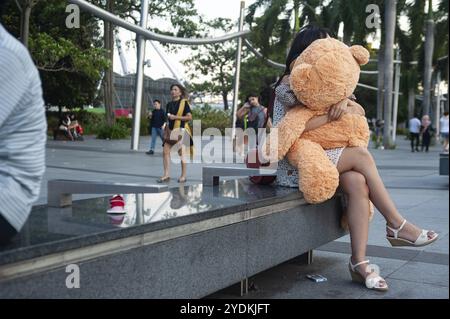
[441, 132, 449, 139]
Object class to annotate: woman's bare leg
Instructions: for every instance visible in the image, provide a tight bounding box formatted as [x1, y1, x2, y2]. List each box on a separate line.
[340, 171, 370, 262]
[340, 171, 387, 287]
[161, 143, 171, 179]
[179, 145, 187, 180]
[337, 147, 436, 242]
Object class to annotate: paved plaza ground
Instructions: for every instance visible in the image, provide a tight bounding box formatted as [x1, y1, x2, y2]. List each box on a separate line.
[39, 134, 449, 299]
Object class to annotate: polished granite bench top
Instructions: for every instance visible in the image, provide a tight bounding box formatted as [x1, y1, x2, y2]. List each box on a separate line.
[0, 179, 303, 266]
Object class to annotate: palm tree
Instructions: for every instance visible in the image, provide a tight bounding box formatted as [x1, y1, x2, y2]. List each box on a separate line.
[383, 0, 397, 148]
[396, 0, 426, 120]
[245, 0, 322, 61]
[435, 0, 449, 112]
[422, 0, 435, 116]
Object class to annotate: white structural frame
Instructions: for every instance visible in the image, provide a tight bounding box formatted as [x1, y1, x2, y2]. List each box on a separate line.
[69, 0, 250, 150]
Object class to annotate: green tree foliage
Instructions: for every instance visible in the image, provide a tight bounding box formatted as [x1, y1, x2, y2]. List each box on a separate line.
[1, 0, 109, 109]
[183, 18, 235, 110]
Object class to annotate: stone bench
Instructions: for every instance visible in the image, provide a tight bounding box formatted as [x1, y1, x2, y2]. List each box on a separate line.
[0, 178, 346, 298]
[47, 180, 168, 207]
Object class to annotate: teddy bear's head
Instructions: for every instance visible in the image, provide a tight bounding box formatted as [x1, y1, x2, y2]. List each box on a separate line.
[290, 37, 369, 111]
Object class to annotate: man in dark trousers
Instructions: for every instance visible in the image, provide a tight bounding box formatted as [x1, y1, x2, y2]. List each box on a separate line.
[146, 99, 167, 155]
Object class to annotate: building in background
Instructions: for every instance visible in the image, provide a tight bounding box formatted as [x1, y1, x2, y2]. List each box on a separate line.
[113, 73, 179, 116]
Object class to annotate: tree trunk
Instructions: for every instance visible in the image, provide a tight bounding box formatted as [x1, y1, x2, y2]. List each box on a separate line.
[20, 5, 32, 47]
[383, 0, 396, 148]
[103, 0, 115, 127]
[408, 88, 415, 121]
[222, 92, 229, 111]
[377, 46, 385, 120]
[293, 0, 300, 33]
[343, 23, 352, 45]
[422, 0, 434, 116]
[446, 57, 449, 112]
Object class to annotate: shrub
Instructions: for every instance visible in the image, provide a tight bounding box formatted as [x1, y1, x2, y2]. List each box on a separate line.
[191, 104, 231, 135]
[396, 127, 409, 136]
[96, 123, 130, 139]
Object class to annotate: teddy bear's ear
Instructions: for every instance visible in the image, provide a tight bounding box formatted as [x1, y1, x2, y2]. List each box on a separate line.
[290, 63, 313, 88]
[350, 45, 370, 66]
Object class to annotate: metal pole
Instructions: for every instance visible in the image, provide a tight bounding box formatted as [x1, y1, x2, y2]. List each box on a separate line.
[392, 49, 401, 143]
[131, 0, 150, 151]
[435, 71, 441, 141]
[231, 0, 245, 141]
[382, 0, 396, 148]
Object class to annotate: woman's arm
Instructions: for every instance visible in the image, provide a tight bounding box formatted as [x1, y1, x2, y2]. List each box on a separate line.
[236, 104, 249, 119]
[171, 113, 192, 121]
[304, 99, 365, 132]
[304, 115, 329, 131]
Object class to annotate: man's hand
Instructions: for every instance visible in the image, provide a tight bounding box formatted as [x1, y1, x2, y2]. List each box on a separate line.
[328, 99, 348, 122]
[168, 114, 176, 121]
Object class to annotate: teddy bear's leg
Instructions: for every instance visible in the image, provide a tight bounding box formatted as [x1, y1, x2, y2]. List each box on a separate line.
[263, 107, 315, 163]
[288, 139, 340, 204]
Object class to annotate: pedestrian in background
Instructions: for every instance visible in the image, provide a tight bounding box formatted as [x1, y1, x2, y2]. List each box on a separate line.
[440, 111, 449, 153]
[420, 115, 434, 152]
[409, 115, 421, 152]
[146, 99, 166, 155]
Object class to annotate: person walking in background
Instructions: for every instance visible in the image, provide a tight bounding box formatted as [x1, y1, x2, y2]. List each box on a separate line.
[375, 119, 385, 149]
[146, 99, 167, 155]
[409, 115, 421, 152]
[0, 15, 46, 244]
[420, 115, 434, 152]
[440, 111, 449, 153]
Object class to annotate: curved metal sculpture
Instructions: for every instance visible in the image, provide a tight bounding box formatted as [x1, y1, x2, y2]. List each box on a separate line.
[69, 0, 250, 45]
[243, 39, 285, 70]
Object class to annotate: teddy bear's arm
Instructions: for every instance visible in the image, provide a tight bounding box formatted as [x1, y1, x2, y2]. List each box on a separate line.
[266, 106, 315, 161]
[347, 99, 366, 116]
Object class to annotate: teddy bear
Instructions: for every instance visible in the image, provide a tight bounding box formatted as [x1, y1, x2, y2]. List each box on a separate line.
[265, 37, 372, 211]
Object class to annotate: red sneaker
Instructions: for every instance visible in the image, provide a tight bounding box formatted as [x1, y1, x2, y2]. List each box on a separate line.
[107, 194, 127, 214]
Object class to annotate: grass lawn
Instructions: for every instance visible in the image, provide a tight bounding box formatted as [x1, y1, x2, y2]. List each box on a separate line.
[71, 107, 106, 114]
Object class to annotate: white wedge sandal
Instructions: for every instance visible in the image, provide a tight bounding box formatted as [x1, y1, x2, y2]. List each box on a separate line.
[386, 219, 439, 247]
[348, 259, 388, 292]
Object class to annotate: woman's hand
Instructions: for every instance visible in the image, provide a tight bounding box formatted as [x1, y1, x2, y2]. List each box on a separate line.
[168, 114, 176, 121]
[328, 99, 348, 122]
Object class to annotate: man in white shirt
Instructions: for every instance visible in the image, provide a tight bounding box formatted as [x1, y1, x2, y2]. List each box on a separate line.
[440, 111, 449, 153]
[0, 16, 46, 244]
[409, 115, 421, 152]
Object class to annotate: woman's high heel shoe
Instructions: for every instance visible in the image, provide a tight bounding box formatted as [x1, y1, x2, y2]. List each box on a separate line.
[386, 219, 438, 247]
[348, 259, 388, 292]
[156, 176, 170, 183]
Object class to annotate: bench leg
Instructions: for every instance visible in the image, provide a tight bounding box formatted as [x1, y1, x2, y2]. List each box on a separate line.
[295, 249, 314, 265]
[240, 278, 248, 296]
